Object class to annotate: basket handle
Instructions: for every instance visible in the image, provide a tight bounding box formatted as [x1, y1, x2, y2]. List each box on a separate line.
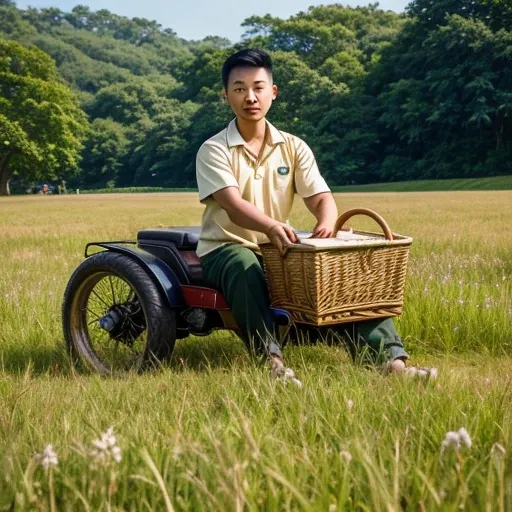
[333, 208, 393, 241]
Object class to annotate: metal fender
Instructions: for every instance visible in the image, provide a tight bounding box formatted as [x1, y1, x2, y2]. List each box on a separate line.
[85, 242, 185, 308]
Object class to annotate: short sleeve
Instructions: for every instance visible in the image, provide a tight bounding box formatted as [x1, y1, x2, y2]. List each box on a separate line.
[293, 138, 330, 198]
[196, 142, 239, 202]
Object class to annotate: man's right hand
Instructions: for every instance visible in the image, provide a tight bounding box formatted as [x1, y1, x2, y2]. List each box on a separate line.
[266, 222, 298, 254]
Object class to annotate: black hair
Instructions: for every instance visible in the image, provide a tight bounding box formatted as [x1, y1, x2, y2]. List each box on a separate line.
[222, 48, 273, 89]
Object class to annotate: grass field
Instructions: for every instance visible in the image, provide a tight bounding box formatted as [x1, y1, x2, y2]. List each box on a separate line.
[330, 175, 512, 193]
[0, 192, 511, 510]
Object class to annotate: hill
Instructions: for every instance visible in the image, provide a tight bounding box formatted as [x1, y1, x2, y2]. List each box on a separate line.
[1, 0, 511, 192]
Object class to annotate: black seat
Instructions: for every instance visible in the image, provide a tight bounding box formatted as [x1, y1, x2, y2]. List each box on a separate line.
[137, 227, 201, 249]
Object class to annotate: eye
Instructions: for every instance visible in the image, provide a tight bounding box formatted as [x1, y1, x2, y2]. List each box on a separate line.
[234, 88, 244, 93]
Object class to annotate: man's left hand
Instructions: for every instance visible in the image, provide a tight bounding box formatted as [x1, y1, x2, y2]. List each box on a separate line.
[311, 223, 334, 238]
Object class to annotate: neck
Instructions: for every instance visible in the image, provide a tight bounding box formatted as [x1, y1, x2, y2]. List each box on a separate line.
[236, 117, 266, 143]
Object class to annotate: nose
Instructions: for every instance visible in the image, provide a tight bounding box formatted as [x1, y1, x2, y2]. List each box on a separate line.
[245, 89, 256, 103]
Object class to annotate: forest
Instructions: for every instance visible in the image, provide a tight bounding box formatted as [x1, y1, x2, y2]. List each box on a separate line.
[0, 0, 511, 194]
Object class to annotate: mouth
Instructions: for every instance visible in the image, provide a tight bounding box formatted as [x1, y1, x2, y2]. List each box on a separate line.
[243, 107, 260, 114]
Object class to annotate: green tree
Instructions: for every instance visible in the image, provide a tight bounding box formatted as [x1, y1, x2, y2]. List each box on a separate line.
[0, 3, 36, 39]
[79, 118, 128, 188]
[372, 0, 512, 179]
[242, 5, 404, 70]
[129, 100, 200, 187]
[0, 38, 88, 195]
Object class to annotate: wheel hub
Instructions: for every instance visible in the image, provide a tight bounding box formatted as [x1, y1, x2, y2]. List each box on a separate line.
[99, 299, 145, 346]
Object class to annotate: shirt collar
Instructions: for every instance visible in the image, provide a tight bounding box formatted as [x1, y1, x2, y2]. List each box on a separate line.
[226, 119, 285, 148]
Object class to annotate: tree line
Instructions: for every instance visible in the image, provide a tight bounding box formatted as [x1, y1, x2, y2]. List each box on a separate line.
[0, 0, 511, 195]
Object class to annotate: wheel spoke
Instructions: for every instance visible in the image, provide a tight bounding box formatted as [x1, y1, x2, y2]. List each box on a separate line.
[109, 276, 117, 305]
[91, 288, 112, 310]
[85, 277, 146, 370]
[84, 307, 102, 320]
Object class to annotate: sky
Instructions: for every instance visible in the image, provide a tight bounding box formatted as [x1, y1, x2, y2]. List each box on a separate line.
[15, 0, 410, 42]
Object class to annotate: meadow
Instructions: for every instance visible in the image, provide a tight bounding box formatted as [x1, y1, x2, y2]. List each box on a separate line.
[0, 191, 511, 510]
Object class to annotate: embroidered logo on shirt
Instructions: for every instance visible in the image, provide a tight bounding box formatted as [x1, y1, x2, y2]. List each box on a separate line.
[277, 166, 290, 176]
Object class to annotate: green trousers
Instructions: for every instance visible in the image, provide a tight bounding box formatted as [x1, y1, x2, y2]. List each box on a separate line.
[200, 243, 408, 362]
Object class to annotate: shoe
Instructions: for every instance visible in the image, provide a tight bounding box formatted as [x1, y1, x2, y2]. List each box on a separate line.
[269, 355, 303, 388]
[404, 366, 438, 379]
[382, 360, 438, 380]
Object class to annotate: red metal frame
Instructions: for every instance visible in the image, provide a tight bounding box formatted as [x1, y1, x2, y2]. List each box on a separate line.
[181, 285, 230, 310]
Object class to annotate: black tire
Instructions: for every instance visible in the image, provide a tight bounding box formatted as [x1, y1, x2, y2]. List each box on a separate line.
[62, 251, 176, 375]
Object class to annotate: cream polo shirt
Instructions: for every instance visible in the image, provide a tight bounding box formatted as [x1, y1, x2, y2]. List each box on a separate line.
[196, 119, 330, 258]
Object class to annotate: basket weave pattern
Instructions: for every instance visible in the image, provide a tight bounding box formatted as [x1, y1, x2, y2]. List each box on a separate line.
[260, 227, 411, 326]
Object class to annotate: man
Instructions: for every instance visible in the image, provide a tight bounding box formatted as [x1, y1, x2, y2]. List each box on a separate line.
[196, 49, 412, 384]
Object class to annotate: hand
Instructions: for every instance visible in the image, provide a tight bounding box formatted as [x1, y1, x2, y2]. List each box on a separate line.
[311, 222, 334, 238]
[266, 222, 298, 254]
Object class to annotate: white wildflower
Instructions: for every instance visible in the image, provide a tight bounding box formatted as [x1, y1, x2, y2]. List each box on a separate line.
[457, 428, 472, 448]
[35, 444, 58, 471]
[90, 426, 122, 466]
[346, 399, 354, 410]
[441, 431, 460, 452]
[339, 450, 352, 463]
[441, 428, 472, 453]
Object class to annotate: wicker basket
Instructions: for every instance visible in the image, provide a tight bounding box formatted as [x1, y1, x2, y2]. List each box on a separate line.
[260, 208, 413, 326]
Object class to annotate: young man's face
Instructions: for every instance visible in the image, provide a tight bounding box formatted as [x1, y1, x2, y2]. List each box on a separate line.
[224, 67, 277, 123]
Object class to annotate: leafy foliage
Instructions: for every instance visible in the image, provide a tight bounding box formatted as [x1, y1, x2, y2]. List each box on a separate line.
[0, 0, 510, 193]
[0, 37, 88, 195]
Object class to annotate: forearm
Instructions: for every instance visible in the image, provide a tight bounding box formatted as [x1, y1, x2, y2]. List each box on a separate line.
[224, 198, 276, 235]
[312, 194, 338, 227]
[212, 187, 297, 250]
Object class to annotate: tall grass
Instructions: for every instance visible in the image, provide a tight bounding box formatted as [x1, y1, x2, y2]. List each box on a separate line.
[0, 192, 511, 510]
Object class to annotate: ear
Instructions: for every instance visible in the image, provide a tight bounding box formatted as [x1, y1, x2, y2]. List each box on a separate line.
[272, 84, 278, 100]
